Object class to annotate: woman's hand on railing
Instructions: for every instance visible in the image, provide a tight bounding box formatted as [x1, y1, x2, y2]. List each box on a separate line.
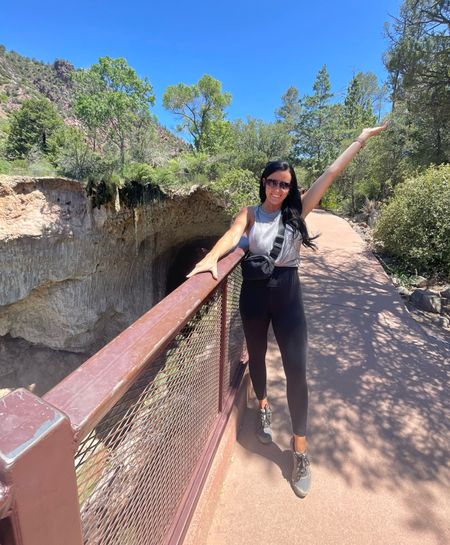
[186, 254, 219, 280]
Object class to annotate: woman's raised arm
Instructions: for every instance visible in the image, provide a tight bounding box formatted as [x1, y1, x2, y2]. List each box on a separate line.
[301, 123, 388, 218]
[186, 206, 250, 280]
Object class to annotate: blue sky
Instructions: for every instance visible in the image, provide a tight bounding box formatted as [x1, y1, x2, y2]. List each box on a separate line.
[1, 0, 401, 132]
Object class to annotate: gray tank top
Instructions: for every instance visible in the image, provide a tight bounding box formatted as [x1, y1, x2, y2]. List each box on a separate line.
[248, 205, 301, 267]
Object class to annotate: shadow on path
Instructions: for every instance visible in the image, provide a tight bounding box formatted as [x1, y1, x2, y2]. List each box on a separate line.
[232, 211, 450, 545]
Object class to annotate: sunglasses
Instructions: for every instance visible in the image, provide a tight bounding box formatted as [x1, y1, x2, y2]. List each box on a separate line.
[264, 178, 291, 191]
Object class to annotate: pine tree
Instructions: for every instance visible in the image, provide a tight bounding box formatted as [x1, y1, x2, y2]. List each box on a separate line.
[384, 0, 450, 164]
[293, 65, 341, 179]
[275, 86, 301, 131]
[6, 98, 63, 159]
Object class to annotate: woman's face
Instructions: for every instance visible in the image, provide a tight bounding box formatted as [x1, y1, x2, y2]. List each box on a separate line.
[263, 169, 292, 208]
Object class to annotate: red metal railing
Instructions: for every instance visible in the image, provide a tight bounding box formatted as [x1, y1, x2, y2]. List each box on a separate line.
[0, 248, 246, 545]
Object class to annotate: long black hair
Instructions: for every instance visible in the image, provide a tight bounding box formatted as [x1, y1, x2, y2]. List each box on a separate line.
[259, 160, 317, 249]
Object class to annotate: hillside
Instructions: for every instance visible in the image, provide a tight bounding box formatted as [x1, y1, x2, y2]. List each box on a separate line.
[0, 44, 187, 157]
[0, 45, 76, 118]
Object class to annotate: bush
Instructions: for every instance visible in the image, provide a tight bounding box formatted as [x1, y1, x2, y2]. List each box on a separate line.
[0, 119, 10, 156]
[119, 163, 165, 207]
[122, 162, 154, 183]
[28, 158, 56, 176]
[373, 164, 450, 277]
[0, 158, 11, 174]
[211, 168, 259, 216]
[320, 185, 344, 213]
[49, 127, 111, 181]
[0, 156, 56, 176]
[85, 178, 117, 209]
[152, 152, 227, 189]
[8, 159, 29, 175]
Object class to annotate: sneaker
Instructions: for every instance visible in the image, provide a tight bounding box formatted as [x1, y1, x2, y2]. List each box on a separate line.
[256, 406, 272, 444]
[291, 439, 311, 498]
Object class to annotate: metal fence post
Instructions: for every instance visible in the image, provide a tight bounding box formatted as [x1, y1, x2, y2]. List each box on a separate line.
[218, 278, 229, 413]
[0, 389, 83, 545]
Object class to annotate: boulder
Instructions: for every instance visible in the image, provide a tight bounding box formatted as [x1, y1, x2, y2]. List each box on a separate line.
[428, 314, 450, 328]
[398, 286, 411, 298]
[410, 289, 441, 314]
[440, 287, 450, 299]
[441, 299, 450, 314]
[437, 316, 450, 328]
[411, 275, 428, 288]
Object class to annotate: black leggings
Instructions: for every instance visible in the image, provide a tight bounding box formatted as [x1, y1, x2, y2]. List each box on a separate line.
[239, 267, 308, 437]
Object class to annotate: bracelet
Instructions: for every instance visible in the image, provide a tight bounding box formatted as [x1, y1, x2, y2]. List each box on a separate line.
[355, 137, 366, 148]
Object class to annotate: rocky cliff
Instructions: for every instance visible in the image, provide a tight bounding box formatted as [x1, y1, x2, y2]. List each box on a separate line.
[0, 175, 230, 395]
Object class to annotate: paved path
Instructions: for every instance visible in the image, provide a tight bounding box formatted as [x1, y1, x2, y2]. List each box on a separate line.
[205, 210, 450, 545]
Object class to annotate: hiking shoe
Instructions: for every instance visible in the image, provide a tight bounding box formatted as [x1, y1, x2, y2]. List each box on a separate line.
[291, 440, 311, 498]
[256, 406, 272, 444]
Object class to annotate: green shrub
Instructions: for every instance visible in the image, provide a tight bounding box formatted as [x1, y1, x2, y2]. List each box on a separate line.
[151, 155, 259, 215]
[0, 158, 11, 174]
[119, 163, 165, 207]
[211, 168, 258, 216]
[85, 178, 117, 208]
[49, 127, 113, 181]
[28, 158, 56, 176]
[152, 152, 227, 189]
[320, 185, 344, 213]
[373, 164, 450, 276]
[0, 119, 10, 156]
[122, 162, 154, 183]
[8, 159, 29, 174]
[0, 156, 56, 176]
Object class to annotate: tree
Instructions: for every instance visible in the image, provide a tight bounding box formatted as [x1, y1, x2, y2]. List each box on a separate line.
[200, 119, 234, 155]
[342, 74, 377, 131]
[351, 72, 389, 122]
[293, 65, 341, 179]
[332, 74, 379, 214]
[48, 126, 104, 180]
[163, 74, 232, 152]
[73, 57, 155, 167]
[276, 86, 301, 131]
[384, 0, 450, 164]
[6, 97, 63, 159]
[128, 115, 158, 163]
[229, 117, 293, 176]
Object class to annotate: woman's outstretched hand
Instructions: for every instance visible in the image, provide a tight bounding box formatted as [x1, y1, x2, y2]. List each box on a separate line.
[186, 254, 219, 280]
[358, 121, 389, 144]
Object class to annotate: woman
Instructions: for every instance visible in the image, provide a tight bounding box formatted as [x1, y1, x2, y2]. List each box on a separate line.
[187, 123, 387, 498]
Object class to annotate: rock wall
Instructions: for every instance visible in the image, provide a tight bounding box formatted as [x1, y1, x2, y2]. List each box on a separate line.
[0, 176, 230, 395]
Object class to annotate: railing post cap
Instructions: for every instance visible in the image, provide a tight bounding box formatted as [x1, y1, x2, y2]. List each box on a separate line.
[0, 388, 71, 469]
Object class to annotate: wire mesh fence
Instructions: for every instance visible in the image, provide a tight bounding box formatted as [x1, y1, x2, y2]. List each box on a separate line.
[74, 272, 244, 545]
[225, 267, 246, 391]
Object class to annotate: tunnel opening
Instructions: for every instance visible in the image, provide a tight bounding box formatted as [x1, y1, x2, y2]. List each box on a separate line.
[162, 237, 217, 297]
